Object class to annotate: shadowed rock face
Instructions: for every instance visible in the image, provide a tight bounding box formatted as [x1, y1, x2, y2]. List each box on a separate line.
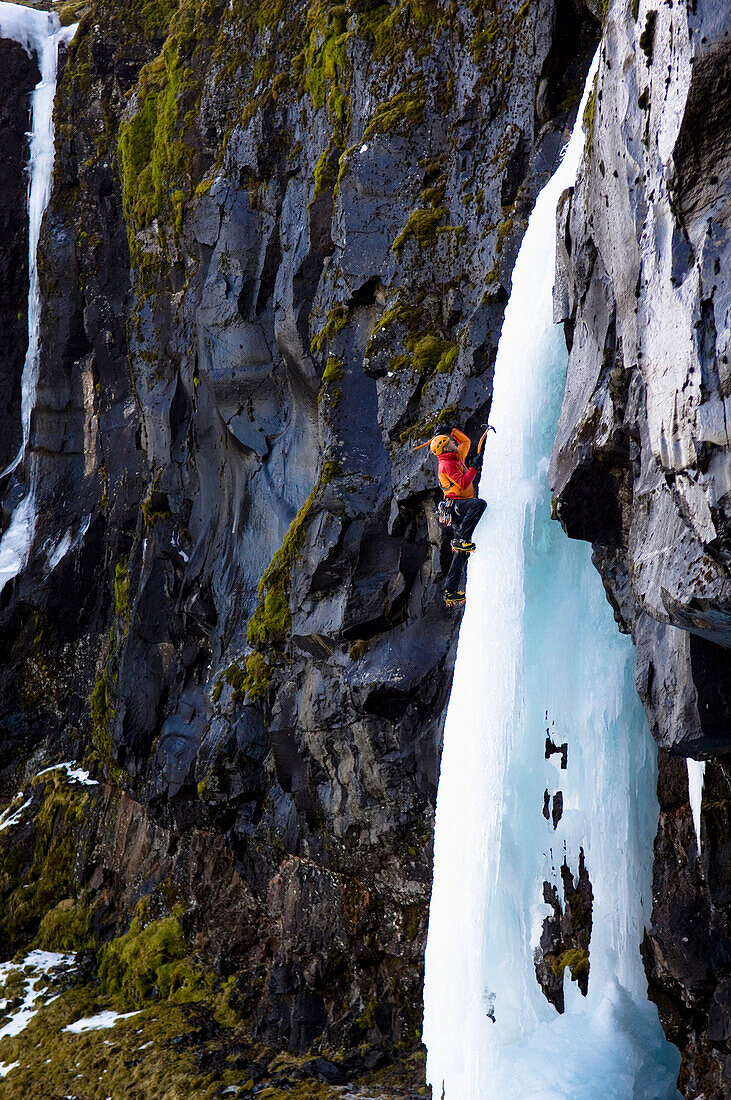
[0, 39, 39, 476]
[642, 754, 731, 1097]
[0, 0, 599, 1086]
[549, 0, 731, 1090]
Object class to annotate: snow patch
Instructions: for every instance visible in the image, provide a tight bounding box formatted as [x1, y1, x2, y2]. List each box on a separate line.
[0, 795, 32, 833]
[63, 1010, 142, 1034]
[0, 951, 75, 1041]
[0, 1061, 20, 1078]
[35, 762, 98, 786]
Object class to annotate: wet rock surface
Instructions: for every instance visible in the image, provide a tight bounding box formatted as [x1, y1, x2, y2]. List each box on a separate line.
[550, 0, 731, 1090]
[0, 0, 598, 1089]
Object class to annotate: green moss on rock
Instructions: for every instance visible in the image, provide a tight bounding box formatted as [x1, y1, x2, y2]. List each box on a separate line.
[247, 462, 339, 649]
[57, 0, 91, 27]
[369, 299, 424, 345]
[407, 333, 457, 374]
[310, 304, 351, 355]
[639, 9, 657, 62]
[357, 0, 437, 68]
[362, 87, 425, 141]
[89, 660, 121, 782]
[495, 214, 514, 254]
[117, 0, 208, 270]
[392, 206, 445, 257]
[583, 72, 598, 154]
[242, 651, 273, 700]
[318, 355, 345, 403]
[398, 402, 458, 444]
[549, 946, 590, 981]
[36, 899, 92, 953]
[471, 17, 499, 61]
[114, 559, 130, 621]
[303, 0, 354, 202]
[0, 772, 99, 954]
[0, 976, 247, 1098]
[321, 354, 345, 386]
[98, 902, 209, 1008]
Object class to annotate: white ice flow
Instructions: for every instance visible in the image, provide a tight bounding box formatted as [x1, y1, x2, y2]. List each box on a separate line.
[0, 3, 77, 598]
[686, 759, 705, 854]
[423, 52, 681, 1100]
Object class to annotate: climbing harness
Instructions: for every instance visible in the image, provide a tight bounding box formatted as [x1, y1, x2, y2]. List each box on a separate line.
[437, 500, 454, 530]
[444, 590, 466, 608]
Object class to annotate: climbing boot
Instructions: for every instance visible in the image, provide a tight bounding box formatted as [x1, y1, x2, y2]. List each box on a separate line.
[444, 590, 466, 608]
[451, 538, 476, 554]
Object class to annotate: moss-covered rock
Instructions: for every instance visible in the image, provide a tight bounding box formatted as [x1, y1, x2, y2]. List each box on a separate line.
[98, 900, 210, 1007]
[0, 771, 100, 956]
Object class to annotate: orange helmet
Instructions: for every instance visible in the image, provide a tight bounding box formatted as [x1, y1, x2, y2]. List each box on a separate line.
[429, 434, 451, 455]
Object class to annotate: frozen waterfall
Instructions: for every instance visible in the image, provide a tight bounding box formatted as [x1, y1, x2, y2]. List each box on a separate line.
[0, 3, 77, 596]
[423, 52, 681, 1100]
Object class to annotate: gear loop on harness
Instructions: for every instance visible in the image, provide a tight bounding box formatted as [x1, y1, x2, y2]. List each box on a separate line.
[437, 499, 454, 530]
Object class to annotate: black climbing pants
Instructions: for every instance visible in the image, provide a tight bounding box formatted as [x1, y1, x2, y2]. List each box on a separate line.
[444, 497, 487, 593]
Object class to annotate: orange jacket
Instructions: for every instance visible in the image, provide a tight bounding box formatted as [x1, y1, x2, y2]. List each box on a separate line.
[437, 429, 476, 499]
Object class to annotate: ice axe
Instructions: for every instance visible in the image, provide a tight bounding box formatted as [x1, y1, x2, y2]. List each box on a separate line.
[476, 424, 496, 454]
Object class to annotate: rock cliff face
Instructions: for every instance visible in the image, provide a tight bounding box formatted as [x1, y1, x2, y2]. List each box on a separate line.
[4, 0, 728, 1090]
[0, 0, 598, 1092]
[550, 0, 731, 1092]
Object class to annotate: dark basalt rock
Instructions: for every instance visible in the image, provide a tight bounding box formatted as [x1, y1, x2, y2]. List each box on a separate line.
[534, 849, 593, 1014]
[642, 755, 731, 1097]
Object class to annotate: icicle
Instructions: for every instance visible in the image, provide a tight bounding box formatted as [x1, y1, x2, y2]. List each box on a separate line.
[0, 4, 78, 596]
[686, 759, 705, 855]
[423, 48, 681, 1099]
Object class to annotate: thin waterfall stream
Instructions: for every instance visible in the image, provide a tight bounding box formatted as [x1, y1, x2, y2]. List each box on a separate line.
[0, 3, 76, 595]
[423, 54, 681, 1099]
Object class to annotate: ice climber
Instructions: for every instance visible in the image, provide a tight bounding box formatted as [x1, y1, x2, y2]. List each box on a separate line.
[415, 427, 489, 608]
